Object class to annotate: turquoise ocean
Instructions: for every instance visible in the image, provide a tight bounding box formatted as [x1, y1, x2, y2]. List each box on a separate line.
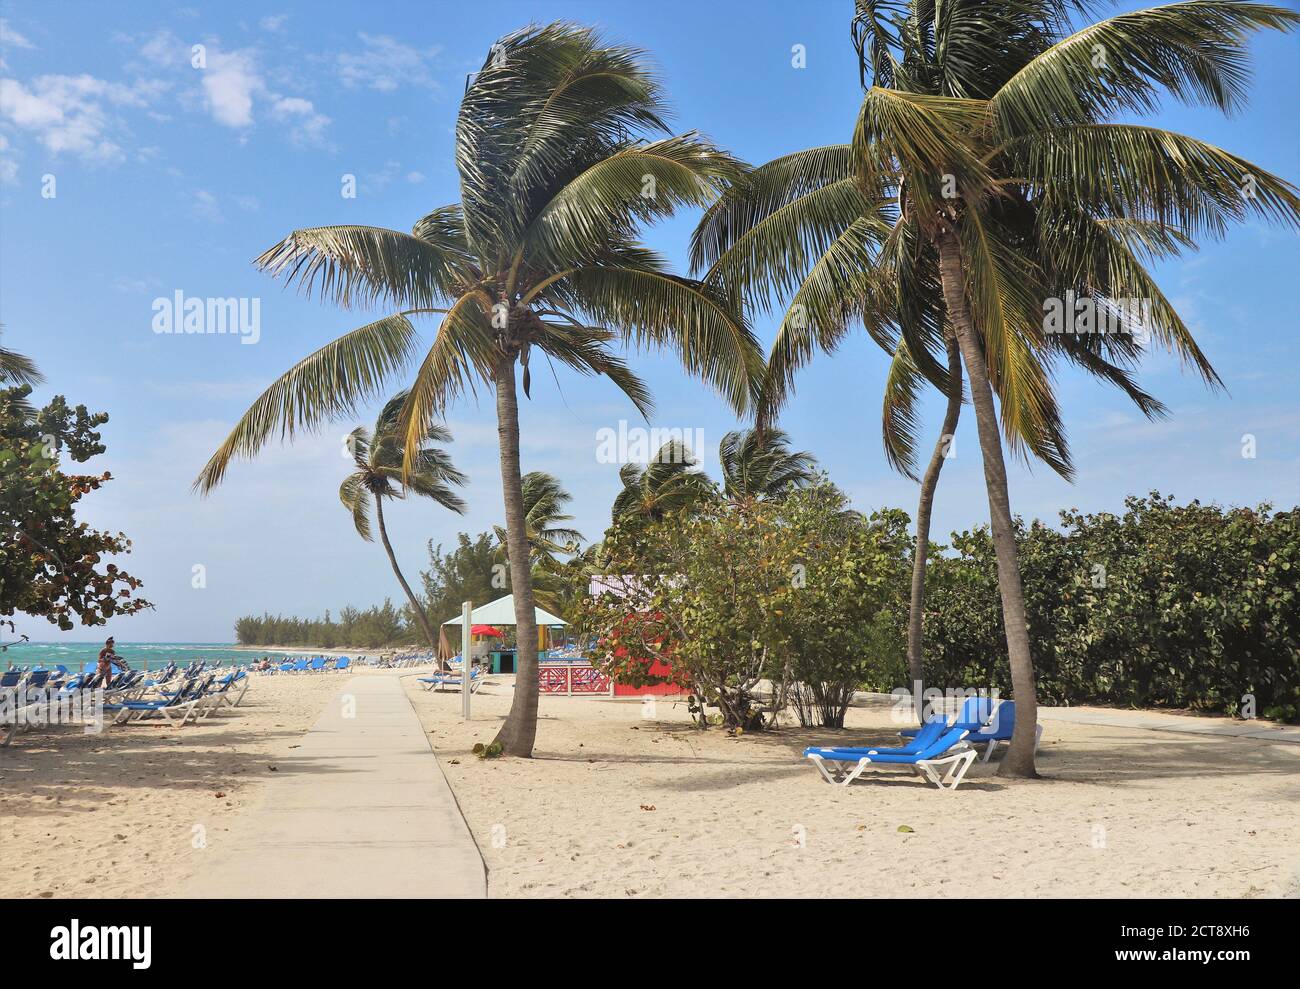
[2, 642, 323, 672]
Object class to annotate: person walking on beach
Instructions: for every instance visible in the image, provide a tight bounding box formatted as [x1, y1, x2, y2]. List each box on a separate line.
[89, 637, 126, 689]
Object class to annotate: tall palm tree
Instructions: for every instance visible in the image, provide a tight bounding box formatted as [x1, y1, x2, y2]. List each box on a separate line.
[0, 327, 43, 386]
[696, 0, 1300, 775]
[611, 441, 718, 527]
[493, 471, 584, 567]
[340, 390, 468, 656]
[718, 427, 817, 503]
[195, 23, 763, 757]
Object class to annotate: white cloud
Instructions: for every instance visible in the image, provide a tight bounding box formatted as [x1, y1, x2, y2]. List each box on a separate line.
[270, 94, 330, 146]
[0, 18, 35, 51]
[137, 29, 189, 69]
[0, 134, 16, 183]
[406, 170, 425, 184]
[337, 33, 443, 93]
[0, 74, 165, 162]
[259, 15, 289, 33]
[113, 274, 163, 294]
[191, 188, 221, 221]
[201, 48, 261, 127]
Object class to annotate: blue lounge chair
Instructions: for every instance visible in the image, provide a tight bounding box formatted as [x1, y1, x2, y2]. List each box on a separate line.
[213, 670, 250, 708]
[293, 658, 310, 673]
[22, 670, 51, 690]
[417, 667, 484, 693]
[805, 715, 952, 759]
[900, 694, 998, 738]
[803, 725, 978, 790]
[334, 656, 351, 672]
[309, 657, 327, 672]
[964, 701, 1044, 762]
[107, 675, 215, 725]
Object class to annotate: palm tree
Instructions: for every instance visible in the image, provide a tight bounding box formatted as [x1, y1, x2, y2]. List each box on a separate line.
[493, 471, 583, 568]
[339, 390, 468, 656]
[195, 23, 763, 757]
[718, 427, 817, 503]
[696, 0, 1300, 775]
[0, 327, 43, 385]
[611, 440, 718, 527]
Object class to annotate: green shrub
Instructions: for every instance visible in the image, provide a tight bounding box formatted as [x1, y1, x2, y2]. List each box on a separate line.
[924, 493, 1300, 722]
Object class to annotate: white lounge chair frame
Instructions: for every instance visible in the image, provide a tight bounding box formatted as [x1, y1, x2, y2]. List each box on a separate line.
[806, 744, 979, 790]
[420, 670, 485, 693]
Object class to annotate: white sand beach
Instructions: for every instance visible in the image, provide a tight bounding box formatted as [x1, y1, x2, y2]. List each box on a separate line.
[405, 678, 1300, 899]
[0, 673, 342, 898]
[3, 670, 1296, 899]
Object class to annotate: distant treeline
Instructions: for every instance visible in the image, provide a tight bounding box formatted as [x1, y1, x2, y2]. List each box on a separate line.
[234, 531, 518, 649]
[234, 599, 415, 649]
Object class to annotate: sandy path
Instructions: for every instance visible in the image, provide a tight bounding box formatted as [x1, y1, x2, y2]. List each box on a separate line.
[406, 678, 1300, 898]
[0, 672, 342, 898]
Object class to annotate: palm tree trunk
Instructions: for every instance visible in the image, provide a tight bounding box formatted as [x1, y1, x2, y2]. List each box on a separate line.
[935, 227, 1039, 778]
[906, 333, 962, 722]
[491, 354, 541, 757]
[374, 496, 441, 663]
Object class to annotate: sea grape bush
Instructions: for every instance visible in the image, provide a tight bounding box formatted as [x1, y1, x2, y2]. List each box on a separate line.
[775, 488, 909, 728]
[923, 493, 1300, 722]
[0, 385, 151, 630]
[580, 482, 909, 728]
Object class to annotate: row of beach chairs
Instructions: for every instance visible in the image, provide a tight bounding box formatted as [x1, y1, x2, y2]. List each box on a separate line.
[260, 656, 353, 675]
[804, 696, 1044, 791]
[257, 652, 436, 673]
[1, 662, 252, 745]
[383, 651, 437, 668]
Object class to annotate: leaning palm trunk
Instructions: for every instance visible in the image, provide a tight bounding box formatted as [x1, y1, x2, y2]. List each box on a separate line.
[937, 229, 1037, 777]
[492, 357, 541, 757]
[374, 497, 441, 662]
[906, 334, 962, 721]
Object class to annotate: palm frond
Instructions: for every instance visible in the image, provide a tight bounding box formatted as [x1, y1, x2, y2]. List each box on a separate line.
[339, 473, 374, 541]
[991, 2, 1300, 134]
[255, 224, 473, 311]
[565, 266, 763, 415]
[194, 313, 419, 493]
[0, 327, 43, 385]
[522, 134, 746, 272]
[397, 292, 497, 482]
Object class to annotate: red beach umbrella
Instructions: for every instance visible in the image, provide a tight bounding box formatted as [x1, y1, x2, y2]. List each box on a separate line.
[470, 625, 503, 638]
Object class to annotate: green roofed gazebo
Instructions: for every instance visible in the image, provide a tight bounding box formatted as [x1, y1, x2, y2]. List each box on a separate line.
[440, 594, 566, 628]
[439, 594, 567, 670]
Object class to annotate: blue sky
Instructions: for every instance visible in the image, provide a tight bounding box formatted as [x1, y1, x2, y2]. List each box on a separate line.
[2, 0, 1298, 642]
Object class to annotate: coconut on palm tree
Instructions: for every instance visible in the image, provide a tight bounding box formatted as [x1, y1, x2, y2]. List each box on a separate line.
[718, 427, 817, 504]
[195, 23, 763, 757]
[340, 390, 467, 657]
[696, 0, 1300, 775]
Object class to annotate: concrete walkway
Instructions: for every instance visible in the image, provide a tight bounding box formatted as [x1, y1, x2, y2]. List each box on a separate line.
[1039, 705, 1300, 744]
[183, 673, 486, 898]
